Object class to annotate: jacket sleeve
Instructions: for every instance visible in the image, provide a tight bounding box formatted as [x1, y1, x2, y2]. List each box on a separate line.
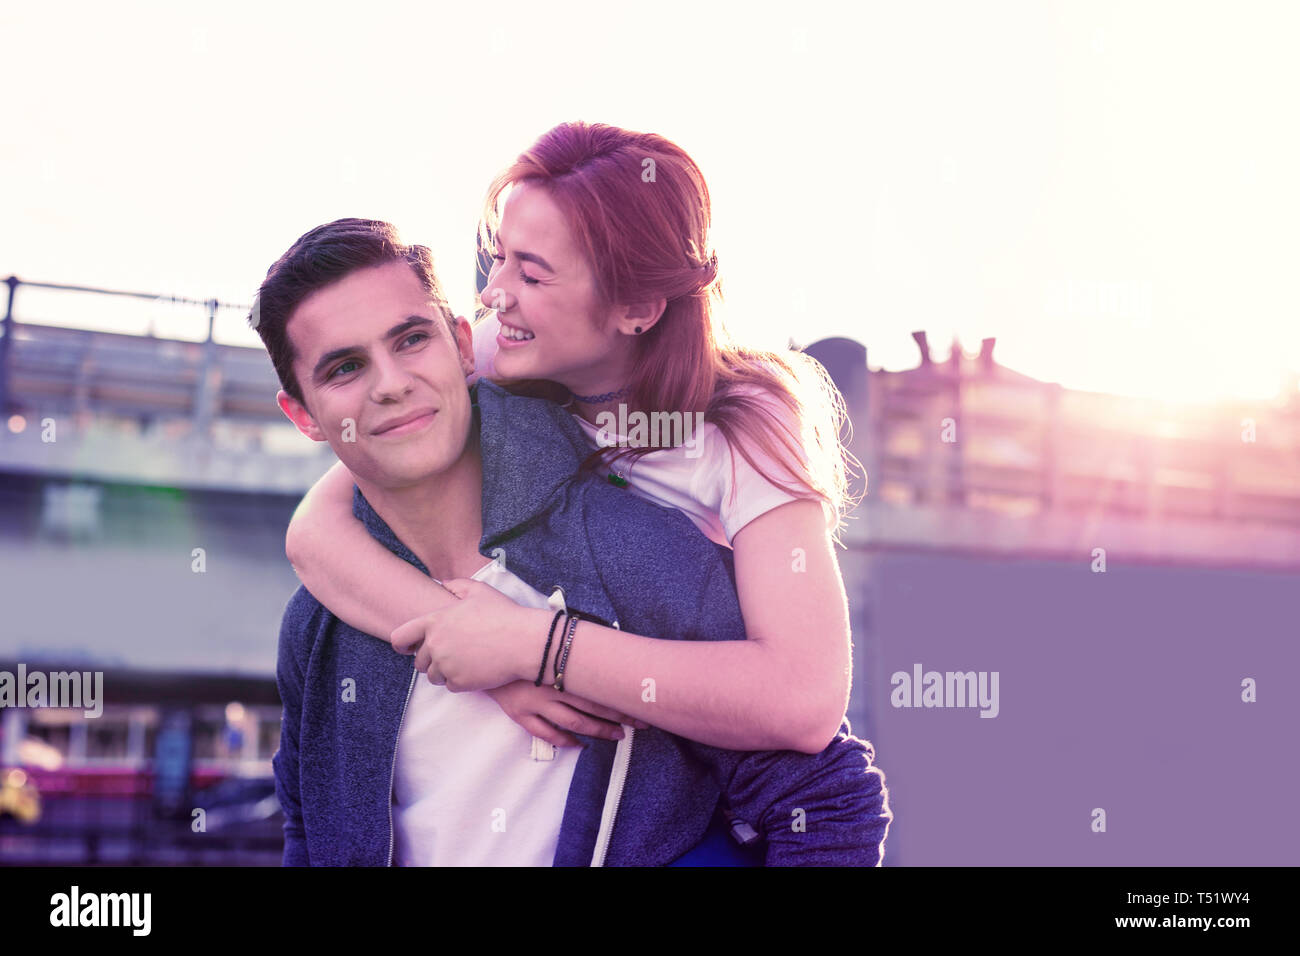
[687, 723, 893, 866]
[272, 588, 319, 867]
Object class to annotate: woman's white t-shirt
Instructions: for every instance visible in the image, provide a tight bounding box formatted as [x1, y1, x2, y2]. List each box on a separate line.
[572, 410, 819, 547]
[472, 313, 832, 547]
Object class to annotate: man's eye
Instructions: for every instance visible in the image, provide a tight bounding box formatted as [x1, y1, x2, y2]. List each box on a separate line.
[400, 332, 429, 348]
[330, 360, 360, 379]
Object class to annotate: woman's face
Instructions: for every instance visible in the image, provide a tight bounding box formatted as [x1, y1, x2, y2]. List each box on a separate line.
[480, 182, 633, 395]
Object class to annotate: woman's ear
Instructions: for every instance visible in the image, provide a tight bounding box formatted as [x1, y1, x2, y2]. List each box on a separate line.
[277, 390, 329, 442]
[613, 298, 667, 336]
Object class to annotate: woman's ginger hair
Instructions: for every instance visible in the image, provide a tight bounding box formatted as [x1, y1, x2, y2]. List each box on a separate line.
[479, 121, 861, 536]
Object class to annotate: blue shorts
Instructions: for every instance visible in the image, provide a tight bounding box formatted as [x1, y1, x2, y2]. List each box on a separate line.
[667, 806, 764, 867]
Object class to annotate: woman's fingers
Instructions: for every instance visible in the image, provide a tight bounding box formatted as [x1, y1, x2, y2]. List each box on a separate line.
[545, 703, 629, 741]
[520, 717, 579, 749]
[438, 577, 476, 600]
[391, 616, 426, 655]
[562, 694, 651, 730]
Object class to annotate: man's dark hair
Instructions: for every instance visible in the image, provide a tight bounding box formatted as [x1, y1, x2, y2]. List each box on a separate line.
[250, 218, 456, 404]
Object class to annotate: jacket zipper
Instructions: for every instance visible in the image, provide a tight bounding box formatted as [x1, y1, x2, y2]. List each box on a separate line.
[590, 725, 634, 866]
[546, 586, 633, 866]
[590, 615, 626, 866]
[386, 667, 419, 867]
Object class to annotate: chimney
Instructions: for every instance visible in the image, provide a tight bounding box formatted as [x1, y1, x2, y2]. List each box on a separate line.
[911, 331, 932, 366]
[979, 337, 997, 373]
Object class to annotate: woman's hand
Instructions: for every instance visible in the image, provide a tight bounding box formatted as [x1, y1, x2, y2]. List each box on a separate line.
[483, 681, 647, 747]
[392, 578, 549, 692]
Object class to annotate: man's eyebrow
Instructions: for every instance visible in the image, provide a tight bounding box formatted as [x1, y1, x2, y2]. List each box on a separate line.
[310, 315, 436, 380]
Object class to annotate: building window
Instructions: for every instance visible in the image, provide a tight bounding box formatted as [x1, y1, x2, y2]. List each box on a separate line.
[86, 720, 130, 761]
[41, 483, 102, 539]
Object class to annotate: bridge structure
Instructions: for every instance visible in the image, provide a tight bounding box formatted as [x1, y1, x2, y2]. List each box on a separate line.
[807, 330, 1300, 569]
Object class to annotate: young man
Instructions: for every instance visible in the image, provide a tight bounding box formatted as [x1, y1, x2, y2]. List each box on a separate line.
[256, 218, 892, 866]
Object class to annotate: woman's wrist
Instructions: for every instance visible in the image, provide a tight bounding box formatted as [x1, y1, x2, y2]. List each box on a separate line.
[518, 606, 559, 683]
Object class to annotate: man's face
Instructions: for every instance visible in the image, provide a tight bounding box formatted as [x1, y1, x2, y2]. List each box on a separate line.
[276, 260, 476, 490]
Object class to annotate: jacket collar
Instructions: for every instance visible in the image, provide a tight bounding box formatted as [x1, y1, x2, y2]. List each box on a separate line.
[472, 379, 596, 549]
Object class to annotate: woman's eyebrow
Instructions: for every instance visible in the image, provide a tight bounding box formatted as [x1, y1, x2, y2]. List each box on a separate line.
[513, 250, 555, 272]
[495, 230, 554, 272]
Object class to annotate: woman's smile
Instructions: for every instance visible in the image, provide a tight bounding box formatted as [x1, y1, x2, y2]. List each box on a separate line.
[496, 318, 536, 347]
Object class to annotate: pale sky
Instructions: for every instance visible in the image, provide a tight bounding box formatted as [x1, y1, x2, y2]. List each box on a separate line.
[1, 0, 1297, 405]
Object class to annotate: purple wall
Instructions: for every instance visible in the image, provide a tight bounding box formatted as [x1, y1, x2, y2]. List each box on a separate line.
[858, 549, 1298, 865]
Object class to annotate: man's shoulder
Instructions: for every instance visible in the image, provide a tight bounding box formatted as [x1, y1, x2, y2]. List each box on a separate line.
[277, 585, 404, 667]
[580, 472, 724, 555]
[575, 474, 741, 627]
[474, 379, 609, 484]
[277, 585, 338, 660]
[282, 584, 329, 630]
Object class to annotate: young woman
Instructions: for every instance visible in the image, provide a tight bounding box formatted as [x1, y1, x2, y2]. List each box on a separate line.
[286, 121, 861, 755]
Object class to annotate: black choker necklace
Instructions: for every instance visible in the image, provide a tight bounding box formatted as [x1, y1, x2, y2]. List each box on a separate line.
[570, 385, 631, 404]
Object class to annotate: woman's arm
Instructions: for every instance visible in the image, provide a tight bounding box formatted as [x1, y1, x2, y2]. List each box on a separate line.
[286, 461, 640, 746]
[285, 459, 458, 638]
[405, 499, 852, 754]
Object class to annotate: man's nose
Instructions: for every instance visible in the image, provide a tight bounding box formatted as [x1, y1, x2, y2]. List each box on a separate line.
[369, 352, 415, 402]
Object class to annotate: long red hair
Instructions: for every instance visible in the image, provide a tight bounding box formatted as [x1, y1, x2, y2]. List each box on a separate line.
[480, 121, 859, 535]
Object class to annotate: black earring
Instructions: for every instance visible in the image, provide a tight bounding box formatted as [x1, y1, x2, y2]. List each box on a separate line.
[634, 325, 643, 334]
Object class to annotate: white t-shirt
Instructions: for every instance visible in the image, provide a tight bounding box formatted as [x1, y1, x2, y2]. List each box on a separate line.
[472, 312, 833, 547]
[392, 559, 579, 867]
[573, 410, 812, 548]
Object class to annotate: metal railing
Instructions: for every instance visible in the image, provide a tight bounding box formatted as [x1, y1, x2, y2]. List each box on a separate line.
[1, 276, 266, 426]
[0, 276, 335, 493]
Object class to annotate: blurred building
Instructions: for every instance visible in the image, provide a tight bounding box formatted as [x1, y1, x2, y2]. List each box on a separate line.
[0, 278, 335, 864]
[804, 330, 1299, 866]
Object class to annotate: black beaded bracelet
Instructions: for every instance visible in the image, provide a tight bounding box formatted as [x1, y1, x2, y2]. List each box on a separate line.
[535, 610, 565, 687]
[552, 612, 581, 692]
[552, 611, 576, 683]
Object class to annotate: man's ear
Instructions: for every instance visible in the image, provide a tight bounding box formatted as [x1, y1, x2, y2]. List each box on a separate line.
[277, 390, 329, 442]
[452, 314, 476, 379]
[611, 298, 668, 337]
